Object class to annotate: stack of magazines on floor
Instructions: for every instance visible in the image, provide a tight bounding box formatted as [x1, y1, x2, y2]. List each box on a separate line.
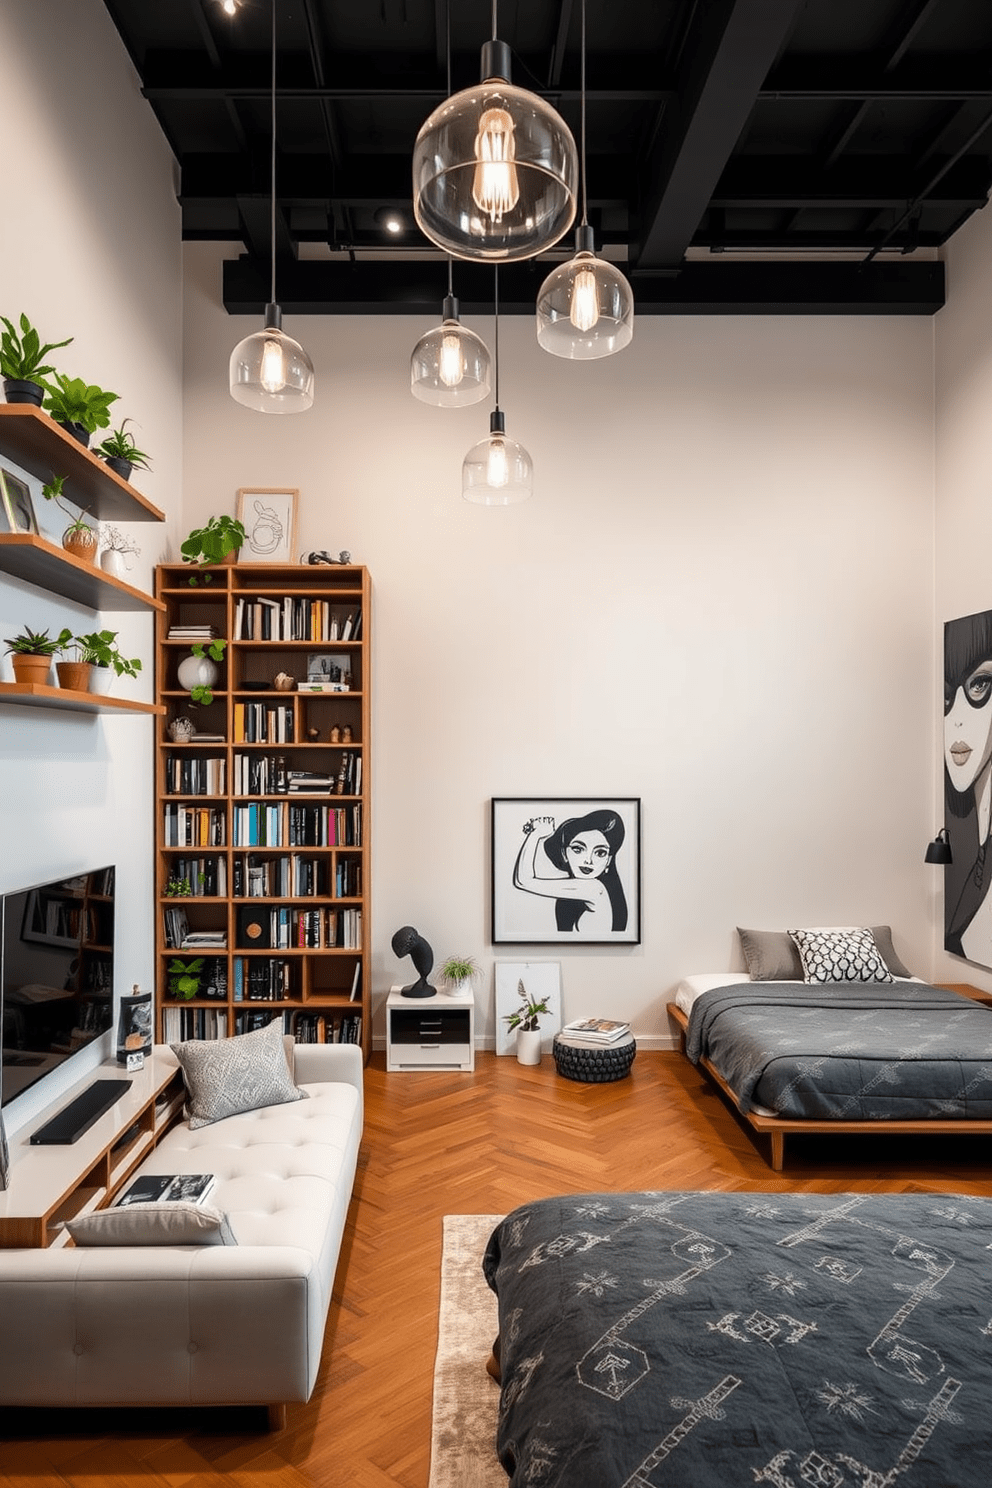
[560, 1017, 630, 1044]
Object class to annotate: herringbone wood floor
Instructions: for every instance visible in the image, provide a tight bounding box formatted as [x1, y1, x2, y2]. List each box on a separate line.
[2, 1048, 990, 1486]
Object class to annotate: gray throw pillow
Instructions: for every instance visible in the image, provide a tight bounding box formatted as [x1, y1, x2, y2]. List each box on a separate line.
[65, 1201, 236, 1246]
[171, 1016, 306, 1129]
[737, 924, 913, 980]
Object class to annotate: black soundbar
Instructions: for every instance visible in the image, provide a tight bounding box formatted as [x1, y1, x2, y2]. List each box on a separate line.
[29, 1078, 132, 1145]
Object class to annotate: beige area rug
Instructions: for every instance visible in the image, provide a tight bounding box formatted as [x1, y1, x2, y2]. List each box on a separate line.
[428, 1214, 506, 1488]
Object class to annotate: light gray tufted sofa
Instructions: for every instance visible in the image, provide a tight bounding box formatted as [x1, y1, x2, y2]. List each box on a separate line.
[0, 1042, 363, 1428]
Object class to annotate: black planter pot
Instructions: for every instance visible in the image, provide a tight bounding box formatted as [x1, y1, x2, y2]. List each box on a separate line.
[2, 377, 44, 406]
[104, 455, 133, 481]
[57, 420, 90, 448]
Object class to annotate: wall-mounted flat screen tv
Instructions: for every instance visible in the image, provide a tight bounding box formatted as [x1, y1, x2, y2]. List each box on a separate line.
[0, 866, 115, 1109]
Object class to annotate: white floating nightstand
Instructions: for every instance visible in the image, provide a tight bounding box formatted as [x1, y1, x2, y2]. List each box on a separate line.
[385, 985, 475, 1072]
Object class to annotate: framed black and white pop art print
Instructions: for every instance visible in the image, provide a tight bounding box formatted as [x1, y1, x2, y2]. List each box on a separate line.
[491, 797, 641, 945]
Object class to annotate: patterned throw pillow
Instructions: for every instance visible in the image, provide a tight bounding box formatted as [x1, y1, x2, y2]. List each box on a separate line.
[789, 927, 894, 984]
[171, 1016, 307, 1129]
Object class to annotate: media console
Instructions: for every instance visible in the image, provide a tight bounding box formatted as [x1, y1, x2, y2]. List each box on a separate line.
[0, 1053, 184, 1247]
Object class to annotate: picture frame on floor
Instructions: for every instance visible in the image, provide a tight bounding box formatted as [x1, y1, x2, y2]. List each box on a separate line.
[236, 487, 298, 564]
[491, 797, 641, 945]
[494, 961, 562, 1055]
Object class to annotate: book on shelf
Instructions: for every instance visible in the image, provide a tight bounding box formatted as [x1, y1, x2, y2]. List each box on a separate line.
[116, 1172, 217, 1206]
[560, 1017, 631, 1044]
[181, 930, 228, 949]
[168, 626, 218, 640]
[297, 680, 350, 694]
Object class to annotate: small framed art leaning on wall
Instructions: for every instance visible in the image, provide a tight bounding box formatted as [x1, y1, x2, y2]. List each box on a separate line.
[236, 487, 298, 564]
[491, 797, 641, 945]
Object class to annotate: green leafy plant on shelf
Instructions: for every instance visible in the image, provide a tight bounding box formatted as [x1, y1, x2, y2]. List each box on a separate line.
[3, 627, 62, 657]
[503, 983, 551, 1033]
[0, 312, 73, 383]
[168, 957, 205, 1000]
[42, 473, 94, 539]
[180, 515, 246, 583]
[95, 418, 152, 469]
[55, 628, 142, 678]
[165, 878, 193, 898]
[186, 638, 227, 705]
[42, 374, 119, 435]
[436, 955, 481, 991]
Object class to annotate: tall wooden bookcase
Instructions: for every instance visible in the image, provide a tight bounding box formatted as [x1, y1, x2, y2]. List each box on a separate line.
[154, 562, 370, 1061]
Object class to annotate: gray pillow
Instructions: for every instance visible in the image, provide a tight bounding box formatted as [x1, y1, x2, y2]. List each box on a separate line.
[65, 1201, 236, 1247]
[737, 925, 913, 981]
[171, 1016, 306, 1130]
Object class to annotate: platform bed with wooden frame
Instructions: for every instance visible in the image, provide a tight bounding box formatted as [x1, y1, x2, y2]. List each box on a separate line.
[667, 980, 992, 1172]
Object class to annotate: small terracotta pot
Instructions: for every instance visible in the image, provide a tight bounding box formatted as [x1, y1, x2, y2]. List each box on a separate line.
[56, 660, 94, 692]
[11, 653, 53, 687]
[63, 528, 99, 564]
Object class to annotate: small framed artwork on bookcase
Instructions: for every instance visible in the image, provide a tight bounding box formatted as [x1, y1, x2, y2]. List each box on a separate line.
[236, 488, 298, 564]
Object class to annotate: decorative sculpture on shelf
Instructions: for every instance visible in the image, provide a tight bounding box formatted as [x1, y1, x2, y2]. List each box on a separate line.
[391, 924, 436, 998]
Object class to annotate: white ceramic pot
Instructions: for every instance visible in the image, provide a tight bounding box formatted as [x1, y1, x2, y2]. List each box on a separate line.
[177, 653, 218, 691]
[89, 665, 115, 694]
[100, 548, 128, 579]
[444, 977, 472, 1000]
[515, 1027, 543, 1065]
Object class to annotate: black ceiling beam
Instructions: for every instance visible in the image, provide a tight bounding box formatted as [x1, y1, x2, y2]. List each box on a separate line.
[758, 57, 992, 101]
[634, 0, 806, 270]
[222, 256, 944, 316]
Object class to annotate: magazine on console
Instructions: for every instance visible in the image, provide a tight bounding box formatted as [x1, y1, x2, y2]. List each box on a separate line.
[116, 1172, 217, 1206]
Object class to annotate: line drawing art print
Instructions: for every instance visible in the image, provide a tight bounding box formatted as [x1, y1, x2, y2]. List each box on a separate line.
[491, 797, 641, 945]
[236, 487, 298, 564]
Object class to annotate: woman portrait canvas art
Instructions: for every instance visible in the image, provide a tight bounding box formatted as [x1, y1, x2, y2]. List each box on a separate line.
[943, 608, 992, 967]
[492, 798, 640, 944]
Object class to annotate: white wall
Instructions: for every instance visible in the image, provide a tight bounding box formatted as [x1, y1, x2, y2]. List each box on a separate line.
[184, 242, 936, 1047]
[933, 200, 992, 991]
[0, 0, 182, 1130]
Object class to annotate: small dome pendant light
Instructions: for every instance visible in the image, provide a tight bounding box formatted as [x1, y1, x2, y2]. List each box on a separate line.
[411, 271, 492, 406]
[463, 268, 532, 503]
[230, 1, 314, 413]
[413, 1, 577, 263]
[536, 0, 633, 359]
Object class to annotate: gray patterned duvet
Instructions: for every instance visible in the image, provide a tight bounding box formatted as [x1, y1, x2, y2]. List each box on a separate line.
[684, 981, 992, 1119]
[483, 1190, 992, 1488]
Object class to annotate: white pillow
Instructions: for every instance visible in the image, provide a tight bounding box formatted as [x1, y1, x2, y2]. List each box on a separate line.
[65, 1201, 235, 1246]
[789, 927, 894, 984]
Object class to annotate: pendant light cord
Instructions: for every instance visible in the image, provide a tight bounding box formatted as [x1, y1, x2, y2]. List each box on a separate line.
[580, 0, 588, 227]
[491, 0, 497, 42]
[446, 0, 453, 302]
[270, 0, 277, 306]
[494, 265, 500, 409]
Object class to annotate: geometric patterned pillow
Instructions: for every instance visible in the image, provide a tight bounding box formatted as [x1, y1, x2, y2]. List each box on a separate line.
[788, 926, 894, 984]
[171, 1015, 306, 1130]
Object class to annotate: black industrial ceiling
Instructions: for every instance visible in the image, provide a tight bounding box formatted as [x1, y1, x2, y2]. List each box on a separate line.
[99, 0, 992, 315]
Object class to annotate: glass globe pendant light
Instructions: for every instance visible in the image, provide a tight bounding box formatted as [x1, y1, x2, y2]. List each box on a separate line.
[463, 270, 532, 504]
[411, 261, 491, 406]
[229, 2, 314, 413]
[413, 1, 578, 263]
[535, 0, 633, 359]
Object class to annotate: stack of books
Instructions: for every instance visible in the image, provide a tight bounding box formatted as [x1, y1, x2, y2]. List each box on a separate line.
[561, 1017, 631, 1045]
[168, 625, 218, 641]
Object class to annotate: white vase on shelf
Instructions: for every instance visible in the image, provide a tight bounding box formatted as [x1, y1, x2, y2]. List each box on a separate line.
[176, 653, 218, 691]
[100, 549, 128, 580]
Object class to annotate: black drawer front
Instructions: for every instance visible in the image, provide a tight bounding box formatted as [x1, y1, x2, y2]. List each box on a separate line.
[391, 1009, 470, 1045]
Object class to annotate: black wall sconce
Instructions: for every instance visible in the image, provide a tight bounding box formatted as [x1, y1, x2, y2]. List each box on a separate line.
[924, 828, 952, 864]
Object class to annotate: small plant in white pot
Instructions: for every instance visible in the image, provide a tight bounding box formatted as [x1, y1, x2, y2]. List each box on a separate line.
[436, 954, 480, 1000]
[504, 982, 551, 1066]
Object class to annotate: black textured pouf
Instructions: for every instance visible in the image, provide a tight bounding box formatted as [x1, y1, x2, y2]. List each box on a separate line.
[553, 1032, 636, 1083]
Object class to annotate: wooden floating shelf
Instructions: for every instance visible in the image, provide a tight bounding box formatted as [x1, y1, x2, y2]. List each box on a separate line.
[0, 533, 164, 611]
[0, 405, 164, 523]
[0, 680, 165, 715]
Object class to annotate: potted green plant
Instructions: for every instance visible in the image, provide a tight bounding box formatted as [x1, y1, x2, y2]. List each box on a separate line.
[179, 515, 246, 582]
[0, 312, 73, 406]
[42, 374, 119, 447]
[3, 627, 61, 686]
[436, 954, 480, 1000]
[54, 627, 142, 693]
[503, 981, 551, 1065]
[167, 957, 205, 1001]
[94, 419, 151, 482]
[41, 474, 98, 563]
[178, 638, 227, 705]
